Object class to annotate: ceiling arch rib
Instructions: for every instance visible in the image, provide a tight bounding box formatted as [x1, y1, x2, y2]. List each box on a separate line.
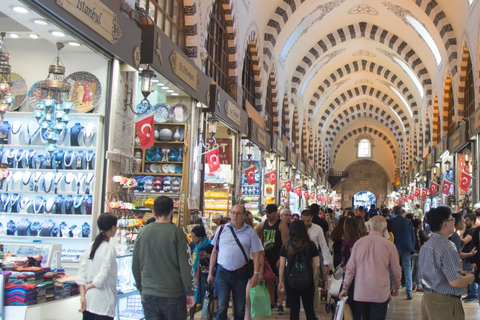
[331, 127, 399, 166]
[306, 59, 419, 117]
[290, 22, 431, 109]
[262, 0, 457, 75]
[317, 86, 411, 134]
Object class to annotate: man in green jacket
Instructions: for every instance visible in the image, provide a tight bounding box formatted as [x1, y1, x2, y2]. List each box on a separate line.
[132, 196, 194, 319]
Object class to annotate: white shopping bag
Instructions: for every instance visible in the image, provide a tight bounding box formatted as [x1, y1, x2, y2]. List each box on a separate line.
[333, 296, 349, 320]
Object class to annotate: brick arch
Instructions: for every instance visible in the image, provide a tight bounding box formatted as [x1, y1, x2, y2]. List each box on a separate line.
[307, 60, 418, 117]
[292, 107, 299, 153]
[317, 85, 411, 133]
[458, 44, 473, 119]
[443, 73, 454, 135]
[331, 127, 399, 167]
[308, 128, 314, 163]
[267, 67, 279, 134]
[424, 108, 431, 149]
[290, 23, 431, 109]
[244, 30, 262, 111]
[201, 0, 238, 93]
[263, 1, 457, 75]
[282, 93, 290, 138]
[433, 92, 440, 146]
[183, 0, 197, 57]
[301, 118, 307, 161]
[325, 106, 405, 149]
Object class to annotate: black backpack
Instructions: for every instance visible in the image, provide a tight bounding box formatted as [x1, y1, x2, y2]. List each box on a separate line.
[286, 241, 312, 290]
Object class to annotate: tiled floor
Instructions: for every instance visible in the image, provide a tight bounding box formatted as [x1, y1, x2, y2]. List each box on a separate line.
[195, 288, 480, 319]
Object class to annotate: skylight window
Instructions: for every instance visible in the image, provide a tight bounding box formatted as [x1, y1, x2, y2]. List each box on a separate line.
[393, 57, 424, 98]
[358, 139, 371, 158]
[406, 16, 442, 66]
[469, 0, 475, 5]
[390, 86, 413, 118]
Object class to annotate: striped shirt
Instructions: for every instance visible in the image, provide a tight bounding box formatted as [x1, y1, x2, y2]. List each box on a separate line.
[419, 233, 464, 297]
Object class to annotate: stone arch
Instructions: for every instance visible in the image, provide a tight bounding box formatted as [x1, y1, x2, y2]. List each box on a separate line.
[183, 0, 197, 57]
[289, 23, 431, 108]
[307, 60, 418, 116]
[433, 92, 440, 146]
[282, 93, 290, 138]
[443, 73, 454, 135]
[265, 67, 279, 134]
[243, 30, 262, 111]
[263, 1, 457, 76]
[292, 107, 299, 154]
[458, 43, 474, 118]
[301, 118, 307, 161]
[308, 128, 314, 163]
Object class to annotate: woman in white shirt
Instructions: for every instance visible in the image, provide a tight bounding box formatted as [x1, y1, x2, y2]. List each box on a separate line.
[76, 213, 118, 320]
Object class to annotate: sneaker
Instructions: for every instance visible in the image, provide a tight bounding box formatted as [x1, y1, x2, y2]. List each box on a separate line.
[416, 287, 424, 293]
[271, 304, 278, 310]
[407, 293, 413, 300]
[277, 305, 285, 315]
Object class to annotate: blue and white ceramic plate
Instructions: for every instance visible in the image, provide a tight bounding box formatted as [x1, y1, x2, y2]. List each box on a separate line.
[168, 103, 189, 123]
[153, 103, 170, 123]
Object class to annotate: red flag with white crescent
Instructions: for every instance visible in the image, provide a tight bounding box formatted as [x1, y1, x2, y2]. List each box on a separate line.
[442, 179, 453, 195]
[326, 198, 332, 204]
[316, 194, 322, 202]
[310, 191, 315, 199]
[267, 170, 277, 185]
[428, 181, 439, 195]
[205, 148, 221, 172]
[245, 165, 257, 185]
[421, 188, 427, 200]
[460, 171, 472, 191]
[135, 114, 155, 150]
[414, 188, 420, 198]
[284, 180, 292, 192]
[303, 191, 310, 200]
[294, 185, 302, 196]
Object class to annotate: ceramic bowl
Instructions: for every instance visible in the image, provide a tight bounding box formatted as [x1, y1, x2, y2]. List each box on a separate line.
[158, 128, 173, 141]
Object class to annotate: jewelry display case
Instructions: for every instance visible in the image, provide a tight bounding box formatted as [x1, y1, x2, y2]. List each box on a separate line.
[1, 242, 61, 268]
[0, 112, 105, 265]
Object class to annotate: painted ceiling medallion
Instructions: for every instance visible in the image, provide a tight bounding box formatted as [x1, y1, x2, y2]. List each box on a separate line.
[348, 4, 379, 15]
[376, 47, 395, 59]
[383, 2, 410, 21]
[355, 79, 375, 85]
[353, 50, 376, 57]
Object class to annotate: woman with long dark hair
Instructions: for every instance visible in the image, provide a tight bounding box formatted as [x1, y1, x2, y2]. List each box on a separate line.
[278, 220, 318, 320]
[331, 216, 347, 268]
[77, 213, 118, 320]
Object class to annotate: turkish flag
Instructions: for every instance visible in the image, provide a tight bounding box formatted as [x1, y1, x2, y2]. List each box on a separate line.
[414, 188, 420, 198]
[267, 170, 277, 185]
[303, 191, 310, 200]
[442, 179, 453, 195]
[294, 185, 302, 196]
[327, 198, 332, 204]
[460, 171, 472, 191]
[421, 188, 427, 200]
[284, 180, 292, 192]
[429, 181, 439, 195]
[316, 194, 322, 202]
[205, 148, 220, 172]
[310, 191, 315, 199]
[408, 193, 414, 201]
[244, 165, 257, 185]
[135, 114, 155, 149]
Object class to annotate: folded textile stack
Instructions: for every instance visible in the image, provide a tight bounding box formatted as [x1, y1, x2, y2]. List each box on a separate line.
[4, 283, 37, 306]
[36, 283, 48, 304]
[44, 281, 55, 302]
[54, 282, 64, 300]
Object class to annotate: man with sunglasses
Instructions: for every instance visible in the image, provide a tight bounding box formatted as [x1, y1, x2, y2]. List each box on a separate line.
[419, 207, 475, 320]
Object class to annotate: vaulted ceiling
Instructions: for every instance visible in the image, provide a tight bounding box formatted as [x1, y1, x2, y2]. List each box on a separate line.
[242, 0, 476, 185]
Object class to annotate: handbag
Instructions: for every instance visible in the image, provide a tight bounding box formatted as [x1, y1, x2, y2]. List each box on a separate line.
[228, 226, 254, 278]
[200, 284, 215, 320]
[329, 265, 344, 297]
[263, 256, 275, 283]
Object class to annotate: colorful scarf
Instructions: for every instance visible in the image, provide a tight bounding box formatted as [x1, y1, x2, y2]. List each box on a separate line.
[192, 236, 211, 303]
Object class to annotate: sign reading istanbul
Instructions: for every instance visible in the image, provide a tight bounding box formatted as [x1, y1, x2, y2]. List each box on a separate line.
[56, 0, 122, 44]
[170, 51, 200, 91]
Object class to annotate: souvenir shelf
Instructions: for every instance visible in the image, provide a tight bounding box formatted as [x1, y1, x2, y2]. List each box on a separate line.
[0, 112, 105, 265]
[204, 183, 232, 218]
[240, 161, 262, 216]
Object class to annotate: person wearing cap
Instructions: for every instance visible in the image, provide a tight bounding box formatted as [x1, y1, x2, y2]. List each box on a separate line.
[255, 203, 289, 314]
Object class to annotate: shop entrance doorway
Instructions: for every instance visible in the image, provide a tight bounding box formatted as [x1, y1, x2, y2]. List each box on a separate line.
[353, 191, 377, 209]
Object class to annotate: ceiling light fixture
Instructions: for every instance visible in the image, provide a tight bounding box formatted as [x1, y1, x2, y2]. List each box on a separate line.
[151, 79, 159, 83]
[166, 90, 174, 93]
[33, 19, 49, 25]
[171, 93, 179, 96]
[161, 86, 169, 90]
[11, 6, 29, 14]
[50, 31, 65, 37]
[8, 34, 19, 39]
[28, 34, 39, 39]
[67, 41, 80, 47]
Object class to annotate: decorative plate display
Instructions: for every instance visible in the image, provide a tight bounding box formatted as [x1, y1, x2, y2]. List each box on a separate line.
[27, 81, 53, 109]
[149, 164, 158, 173]
[162, 164, 170, 173]
[168, 103, 189, 123]
[65, 72, 102, 113]
[174, 165, 183, 174]
[136, 101, 150, 115]
[152, 103, 170, 123]
[168, 164, 176, 173]
[9, 73, 27, 110]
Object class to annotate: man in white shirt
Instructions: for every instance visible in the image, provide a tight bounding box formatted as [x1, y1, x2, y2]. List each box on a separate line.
[301, 209, 331, 316]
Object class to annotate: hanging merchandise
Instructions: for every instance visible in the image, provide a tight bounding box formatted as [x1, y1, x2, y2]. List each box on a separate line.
[135, 114, 155, 149]
[206, 148, 221, 172]
[245, 165, 257, 185]
[442, 179, 453, 196]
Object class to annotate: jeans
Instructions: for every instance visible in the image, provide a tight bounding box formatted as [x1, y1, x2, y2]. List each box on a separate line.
[215, 265, 249, 320]
[400, 252, 412, 294]
[285, 277, 316, 320]
[141, 294, 187, 320]
[463, 261, 477, 298]
[82, 311, 113, 320]
[355, 299, 389, 320]
[411, 253, 420, 286]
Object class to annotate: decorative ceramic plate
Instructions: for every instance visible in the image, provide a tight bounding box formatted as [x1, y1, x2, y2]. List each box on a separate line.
[65, 72, 102, 113]
[162, 164, 170, 173]
[149, 164, 158, 173]
[177, 127, 185, 142]
[136, 101, 150, 115]
[168, 103, 189, 122]
[169, 164, 176, 173]
[27, 81, 53, 109]
[174, 165, 183, 174]
[152, 103, 170, 123]
[9, 73, 27, 110]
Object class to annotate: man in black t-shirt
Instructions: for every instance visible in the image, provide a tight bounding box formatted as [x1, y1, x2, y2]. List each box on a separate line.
[310, 204, 329, 242]
[462, 213, 477, 301]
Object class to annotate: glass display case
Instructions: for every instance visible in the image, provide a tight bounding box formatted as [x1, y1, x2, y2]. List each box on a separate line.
[115, 254, 143, 320]
[1, 242, 61, 268]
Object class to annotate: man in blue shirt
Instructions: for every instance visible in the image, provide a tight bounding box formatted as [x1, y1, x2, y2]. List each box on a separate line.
[207, 204, 263, 320]
[391, 205, 415, 299]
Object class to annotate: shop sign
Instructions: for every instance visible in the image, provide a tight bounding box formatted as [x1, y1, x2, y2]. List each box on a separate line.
[298, 161, 306, 174]
[418, 161, 424, 174]
[206, 139, 231, 165]
[426, 151, 435, 168]
[287, 149, 298, 168]
[435, 136, 447, 161]
[449, 121, 467, 153]
[248, 119, 270, 151]
[272, 134, 286, 159]
[224, 100, 242, 127]
[307, 164, 313, 177]
[470, 107, 480, 136]
[170, 51, 200, 91]
[56, 0, 122, 44]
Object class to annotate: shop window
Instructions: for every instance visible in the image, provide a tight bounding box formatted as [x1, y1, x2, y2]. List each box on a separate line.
[206, 0, 232, 98]
[463, 54, 475, 119]
[242, 45, 255, 110]
[138, 0, 185, 50]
